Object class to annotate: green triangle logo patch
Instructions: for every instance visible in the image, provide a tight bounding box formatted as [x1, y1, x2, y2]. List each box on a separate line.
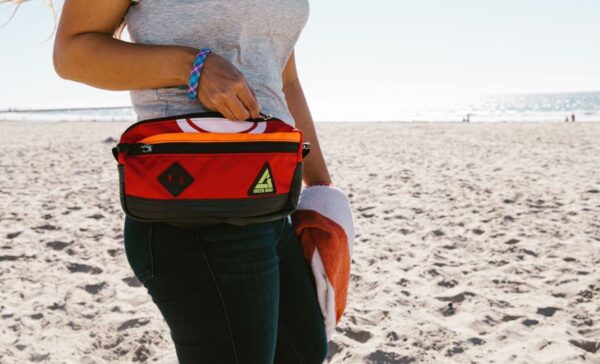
[248, 163, 276, 195]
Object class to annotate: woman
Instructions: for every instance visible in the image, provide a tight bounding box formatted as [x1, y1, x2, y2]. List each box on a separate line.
[52, 0, 332, 363]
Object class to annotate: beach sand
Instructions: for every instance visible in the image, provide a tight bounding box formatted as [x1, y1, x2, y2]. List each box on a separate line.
[0, 121, 599, 363]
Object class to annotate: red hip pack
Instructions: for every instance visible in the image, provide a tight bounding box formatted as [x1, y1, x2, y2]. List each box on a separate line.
[112, 112, 310, 226]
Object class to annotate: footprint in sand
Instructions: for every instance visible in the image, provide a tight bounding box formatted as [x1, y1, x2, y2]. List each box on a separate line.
[437, 279, 458, 288]
[357, 206, 376, 212]
[29, 353, 50, 362]
[446, 345, 465, 357]
[122, 276, 142, 288]
[386, 331, 399, 342]
[570, 314, 593, 328]
[46, 241, 72, 251]
[106, 248, 123, 257]
[569, 340, 600, 354]
[6, 231, 22, 239]
[468, 337, 485, 346]
[67, 321, 81, 330]
[575, 287, 595, 303]
[47, 302, 65, 311]
[117, 318, 150, 331]
[103, 137, 118, 144]
[366, 350, 416, 364]
[83, 282, 107, 294]
[432, 229, 445, 237]
[67, 263, 103, 275]
[33, 224, 59, 232]
[522, 319, 539, 327]
[435, 292, 475, 303]
[440, 303, 456, 317]
[536, 307, 560, 317]
[340, 327, 372, 343]
[0, 254, 35, 262]
[472, 228, 485, 235]
[133, 345, 151, 362]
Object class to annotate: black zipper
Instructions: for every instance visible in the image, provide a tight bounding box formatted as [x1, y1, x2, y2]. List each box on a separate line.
[126, 141, 298, 155]
[122, 111, 274, 135]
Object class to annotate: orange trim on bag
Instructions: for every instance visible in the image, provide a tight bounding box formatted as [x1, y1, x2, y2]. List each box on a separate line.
[139, 132, 302, 144]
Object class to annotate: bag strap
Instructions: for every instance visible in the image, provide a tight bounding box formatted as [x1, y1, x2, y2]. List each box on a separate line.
[112, 143, 130, 161]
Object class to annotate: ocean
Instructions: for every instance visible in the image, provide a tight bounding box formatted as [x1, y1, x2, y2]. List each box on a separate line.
[1, 91, 599, 123]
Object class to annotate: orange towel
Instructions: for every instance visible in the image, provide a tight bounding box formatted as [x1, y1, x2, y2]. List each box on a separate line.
[291, 185, 354, 341]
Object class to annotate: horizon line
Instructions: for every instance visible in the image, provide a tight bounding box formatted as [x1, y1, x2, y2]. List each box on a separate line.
[3, 90, 600, 113]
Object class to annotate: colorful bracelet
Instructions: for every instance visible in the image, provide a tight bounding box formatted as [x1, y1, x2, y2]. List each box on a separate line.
[187, 48, 212, 100]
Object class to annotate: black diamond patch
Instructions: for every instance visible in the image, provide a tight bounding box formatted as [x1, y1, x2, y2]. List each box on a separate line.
[157, 162, 194, 197]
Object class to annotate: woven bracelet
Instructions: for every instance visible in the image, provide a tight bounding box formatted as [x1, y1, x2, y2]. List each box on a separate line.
[187, 48, 212, 100]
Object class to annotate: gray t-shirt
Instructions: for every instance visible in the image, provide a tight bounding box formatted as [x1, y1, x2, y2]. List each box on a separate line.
[124, 0, 310, 126]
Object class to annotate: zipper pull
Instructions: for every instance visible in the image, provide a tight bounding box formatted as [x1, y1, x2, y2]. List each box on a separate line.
[302, 142, 311, 158]
[259, 112, 273, 121]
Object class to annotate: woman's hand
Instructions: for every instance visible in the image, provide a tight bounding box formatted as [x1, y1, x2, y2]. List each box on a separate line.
[197, 52, 262, 121]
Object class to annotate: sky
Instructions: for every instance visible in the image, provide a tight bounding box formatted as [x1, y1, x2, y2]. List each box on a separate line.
[1, 0, 599, 121]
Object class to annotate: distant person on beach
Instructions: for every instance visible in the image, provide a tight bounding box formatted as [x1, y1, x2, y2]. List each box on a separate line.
[49, 0, 332, 362]
[571, 114, 576, 122]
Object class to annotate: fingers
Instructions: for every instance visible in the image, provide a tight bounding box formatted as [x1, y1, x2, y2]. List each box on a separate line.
[195, 52, 262, 121]
[219, 103, 238, 122]
[223, 96, 251, 121]
[202, 90, 247, 121]
[237, 82, 261, 119]
[220, 82, 260, 121]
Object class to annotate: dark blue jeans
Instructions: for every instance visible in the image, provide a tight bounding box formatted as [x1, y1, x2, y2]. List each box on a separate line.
[123, 215, 328, 364]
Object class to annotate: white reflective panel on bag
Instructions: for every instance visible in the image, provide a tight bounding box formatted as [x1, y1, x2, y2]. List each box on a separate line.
[176, 118, 267, 134]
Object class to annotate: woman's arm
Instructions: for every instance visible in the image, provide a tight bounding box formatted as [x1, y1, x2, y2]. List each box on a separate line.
[53, 0, 260, 120]
[53, 0, 195, 90]
[282, 50, 332, 186]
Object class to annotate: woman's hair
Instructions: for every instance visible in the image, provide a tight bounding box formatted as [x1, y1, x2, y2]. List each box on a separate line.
[114, 1, 139, 39]
[1, 0, 128, 39]
[1, 0, 56, 33]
